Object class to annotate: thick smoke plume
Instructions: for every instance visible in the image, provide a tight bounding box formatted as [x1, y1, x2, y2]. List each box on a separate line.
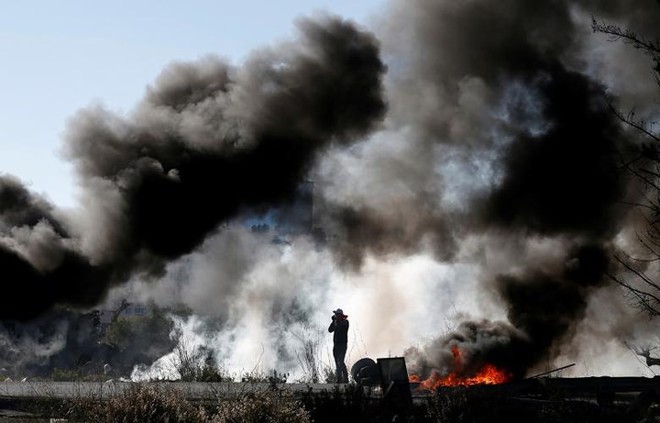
[406, 244, 611, 379]
[66, 16, 385, 263]
[367, 0, 660, 379]
[0, 16, 385, 321]
[2, 0, 660, 381]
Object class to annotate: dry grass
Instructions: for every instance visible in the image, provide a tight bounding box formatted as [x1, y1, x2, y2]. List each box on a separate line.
[62, 384, 311, 423]
[211, 390, 311, 423]
[64, 384, 208, 423]
[34, 380, 651, 422]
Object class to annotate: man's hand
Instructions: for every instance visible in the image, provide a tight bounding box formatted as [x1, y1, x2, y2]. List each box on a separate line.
[331, 315, 336, 321]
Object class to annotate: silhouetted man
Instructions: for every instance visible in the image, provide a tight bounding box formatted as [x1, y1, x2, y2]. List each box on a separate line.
[328, 308, 349, 383]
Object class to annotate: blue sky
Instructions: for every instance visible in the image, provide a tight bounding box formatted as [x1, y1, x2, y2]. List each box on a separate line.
[0, 0, 386, 207]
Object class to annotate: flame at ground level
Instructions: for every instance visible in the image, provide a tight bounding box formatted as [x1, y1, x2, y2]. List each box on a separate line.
[409, 346, 512, 390]
[410, 364, 511, 390]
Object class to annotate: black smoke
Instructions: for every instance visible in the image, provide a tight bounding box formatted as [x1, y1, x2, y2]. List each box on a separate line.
[372, 0, 659, 379]
[407, 244, 611, 379]
[483, 64, 624, 237]
[405, 320, 531, 380]
[1, 175, 121, 320]
[315, 0, 637, 269]
[494, 244, 611, 373]
[0, 175, 65, 234]
[0, 15, 385, 321]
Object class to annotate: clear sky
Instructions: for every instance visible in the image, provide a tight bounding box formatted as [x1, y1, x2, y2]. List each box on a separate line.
[0, 0, 385, 208]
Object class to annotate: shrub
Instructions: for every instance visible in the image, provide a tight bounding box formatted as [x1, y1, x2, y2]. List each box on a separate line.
[211, 390, 311, 423]
[322, 365, 337, 384]
[67, 384, 208, 423]
[63, 383, 310, 423]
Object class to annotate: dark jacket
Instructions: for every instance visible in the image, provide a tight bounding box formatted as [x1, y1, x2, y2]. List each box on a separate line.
[328, 317, 349, 346]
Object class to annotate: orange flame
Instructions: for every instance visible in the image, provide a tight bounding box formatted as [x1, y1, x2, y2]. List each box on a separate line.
[409, 346, 511, 390]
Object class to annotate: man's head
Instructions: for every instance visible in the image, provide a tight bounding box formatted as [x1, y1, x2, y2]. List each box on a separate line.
[333, 308, 347, 318]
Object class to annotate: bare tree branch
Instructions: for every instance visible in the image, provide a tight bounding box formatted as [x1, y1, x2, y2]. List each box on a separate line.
[608, 102, 660, 144]
[592, 18, 660, 57]
[595, 11, 660, 319]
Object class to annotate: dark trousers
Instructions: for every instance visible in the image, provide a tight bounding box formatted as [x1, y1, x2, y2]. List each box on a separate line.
[333, 344, 348, 383]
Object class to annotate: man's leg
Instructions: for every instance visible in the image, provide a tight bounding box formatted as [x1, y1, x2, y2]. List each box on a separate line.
[332, 346, 342, 382]
[339, 360, 348, 383]
[335, 344, 348, 383]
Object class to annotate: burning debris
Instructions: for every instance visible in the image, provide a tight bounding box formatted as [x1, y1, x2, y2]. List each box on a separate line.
[405, 244, 612, 385]
[405, 320, 526, 388]
[409, 346, 512, 389]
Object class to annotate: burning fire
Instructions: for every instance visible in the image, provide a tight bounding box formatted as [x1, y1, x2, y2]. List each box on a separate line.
[409, 346, 511, 390]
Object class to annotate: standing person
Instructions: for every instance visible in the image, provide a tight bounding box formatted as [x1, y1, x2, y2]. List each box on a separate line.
[328, 308, 349, 383]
